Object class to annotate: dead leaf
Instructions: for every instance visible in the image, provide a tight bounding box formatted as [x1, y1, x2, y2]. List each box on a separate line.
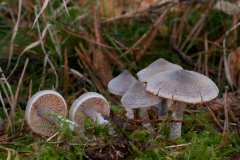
[99, 0, 159, 18]
[214, 1, 240, 15]
[228, 47, 240, 89]
[229, 151, 240, 160]
[99, 0, 124, 18]
[92, 48, 112, 87]
[211, 92, 240, 118]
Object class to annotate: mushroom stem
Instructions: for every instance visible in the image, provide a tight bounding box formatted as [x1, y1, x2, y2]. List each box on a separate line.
[125, 108, 135, 119]
[154, 99, 169, 119]
[140, 107, 152, 129]
[82, 105, 109, 124]
[37, 106, 78, 131]
[37, 106, 56, 124]
[169, 101, 185, 139]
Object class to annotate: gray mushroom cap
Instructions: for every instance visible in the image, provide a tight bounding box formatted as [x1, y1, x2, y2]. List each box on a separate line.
[146, 69, 219, 104]
[25, 90, 67, 136]
[69, 92, 110, 125]
[121, 81, 161, 108]
[137, 58, 182, 82]
[108, 70, 138, 96]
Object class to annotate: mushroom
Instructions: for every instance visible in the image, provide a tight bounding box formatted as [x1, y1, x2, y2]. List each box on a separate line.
[25, 90, 76, 136]
[137, 58, 182, 82]
[137, 58, 182, 119]
[121, 82, 161, 129]
[69, 92, 110, 126]
[146, 69, 219, 138]
[108, 70, 138, 119]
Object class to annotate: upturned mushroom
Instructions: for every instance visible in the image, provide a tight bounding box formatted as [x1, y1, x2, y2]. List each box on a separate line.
[69, 92, 110, 126]
[25, 90, 78, 136]
[108, 70, 138, 119]
[146, 69, 219, 139]
[137, 58, 182, 119]
[121, 81, 161, 129]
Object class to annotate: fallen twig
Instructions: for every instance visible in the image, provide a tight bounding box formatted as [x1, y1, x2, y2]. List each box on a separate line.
[171, 44, 195, 67]
[156, 136, 178, 145]
[213, 86, 229, 152]
[166, 143, 191, 149]
[122, 117, 188, 124]
[10, 58, 29, 123]
[206, 104, 224, 132]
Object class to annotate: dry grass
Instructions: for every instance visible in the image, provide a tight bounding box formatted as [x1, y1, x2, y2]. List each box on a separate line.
[1, 0, 240, 159]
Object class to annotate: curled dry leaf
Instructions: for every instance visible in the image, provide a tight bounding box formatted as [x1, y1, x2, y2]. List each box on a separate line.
[212, 92, 240, 117]
[228, 47, 240, 89]
[99, 0, 159, 18]
[92, 48, 112, 87]
[214, 1, 240, 15]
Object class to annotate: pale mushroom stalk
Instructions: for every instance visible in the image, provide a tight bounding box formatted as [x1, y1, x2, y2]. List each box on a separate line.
[36, 106, 78, 131]
[140, 107, 152, 129]
[121, 82, 160, 131]
[36, 106, 56, 124]
[82, 105, 109, 125]
[125, 109, 134, 119]
[125, 108, 134, 119]
[153, 99, 169, 119]
[169, 101, 185, 139]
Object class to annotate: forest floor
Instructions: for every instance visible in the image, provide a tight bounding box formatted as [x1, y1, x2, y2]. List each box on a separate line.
[1, 0, 240, 159]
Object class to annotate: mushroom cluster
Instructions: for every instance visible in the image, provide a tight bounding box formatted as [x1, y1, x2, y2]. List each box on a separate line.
[108, 58, 219, 139]
[25, 58, 219, 140]
[108, 58, 183, 129]
[108, 70, 160, 129]
[26, 90, 110, 137]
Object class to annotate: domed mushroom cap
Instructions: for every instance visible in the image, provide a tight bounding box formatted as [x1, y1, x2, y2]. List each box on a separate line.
[137, 58, 182, 82]
[108, 70, 138, 96]
[121, 81, 161, 108]
[25, 90, 67, 136]
[69, 92, 110, 125]
[146, 69, 219, 103]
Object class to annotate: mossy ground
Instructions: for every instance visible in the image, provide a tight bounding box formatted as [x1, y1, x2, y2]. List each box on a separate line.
[0, 0, 240, 159]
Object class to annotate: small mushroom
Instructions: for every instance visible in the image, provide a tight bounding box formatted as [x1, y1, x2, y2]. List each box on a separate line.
[108, 70, 138, 118]
[69, 92, 110, 126]
[146, 69, 219, 138]
[137, 58, 182, 82]
[137, 58, 182, 119]
[121, 82, 161, 129]
[25, 90, 70, 136]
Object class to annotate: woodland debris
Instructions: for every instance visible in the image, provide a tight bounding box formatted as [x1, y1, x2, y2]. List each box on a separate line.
[228, 47, 240, 96]
[214, 1, 240, 15]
